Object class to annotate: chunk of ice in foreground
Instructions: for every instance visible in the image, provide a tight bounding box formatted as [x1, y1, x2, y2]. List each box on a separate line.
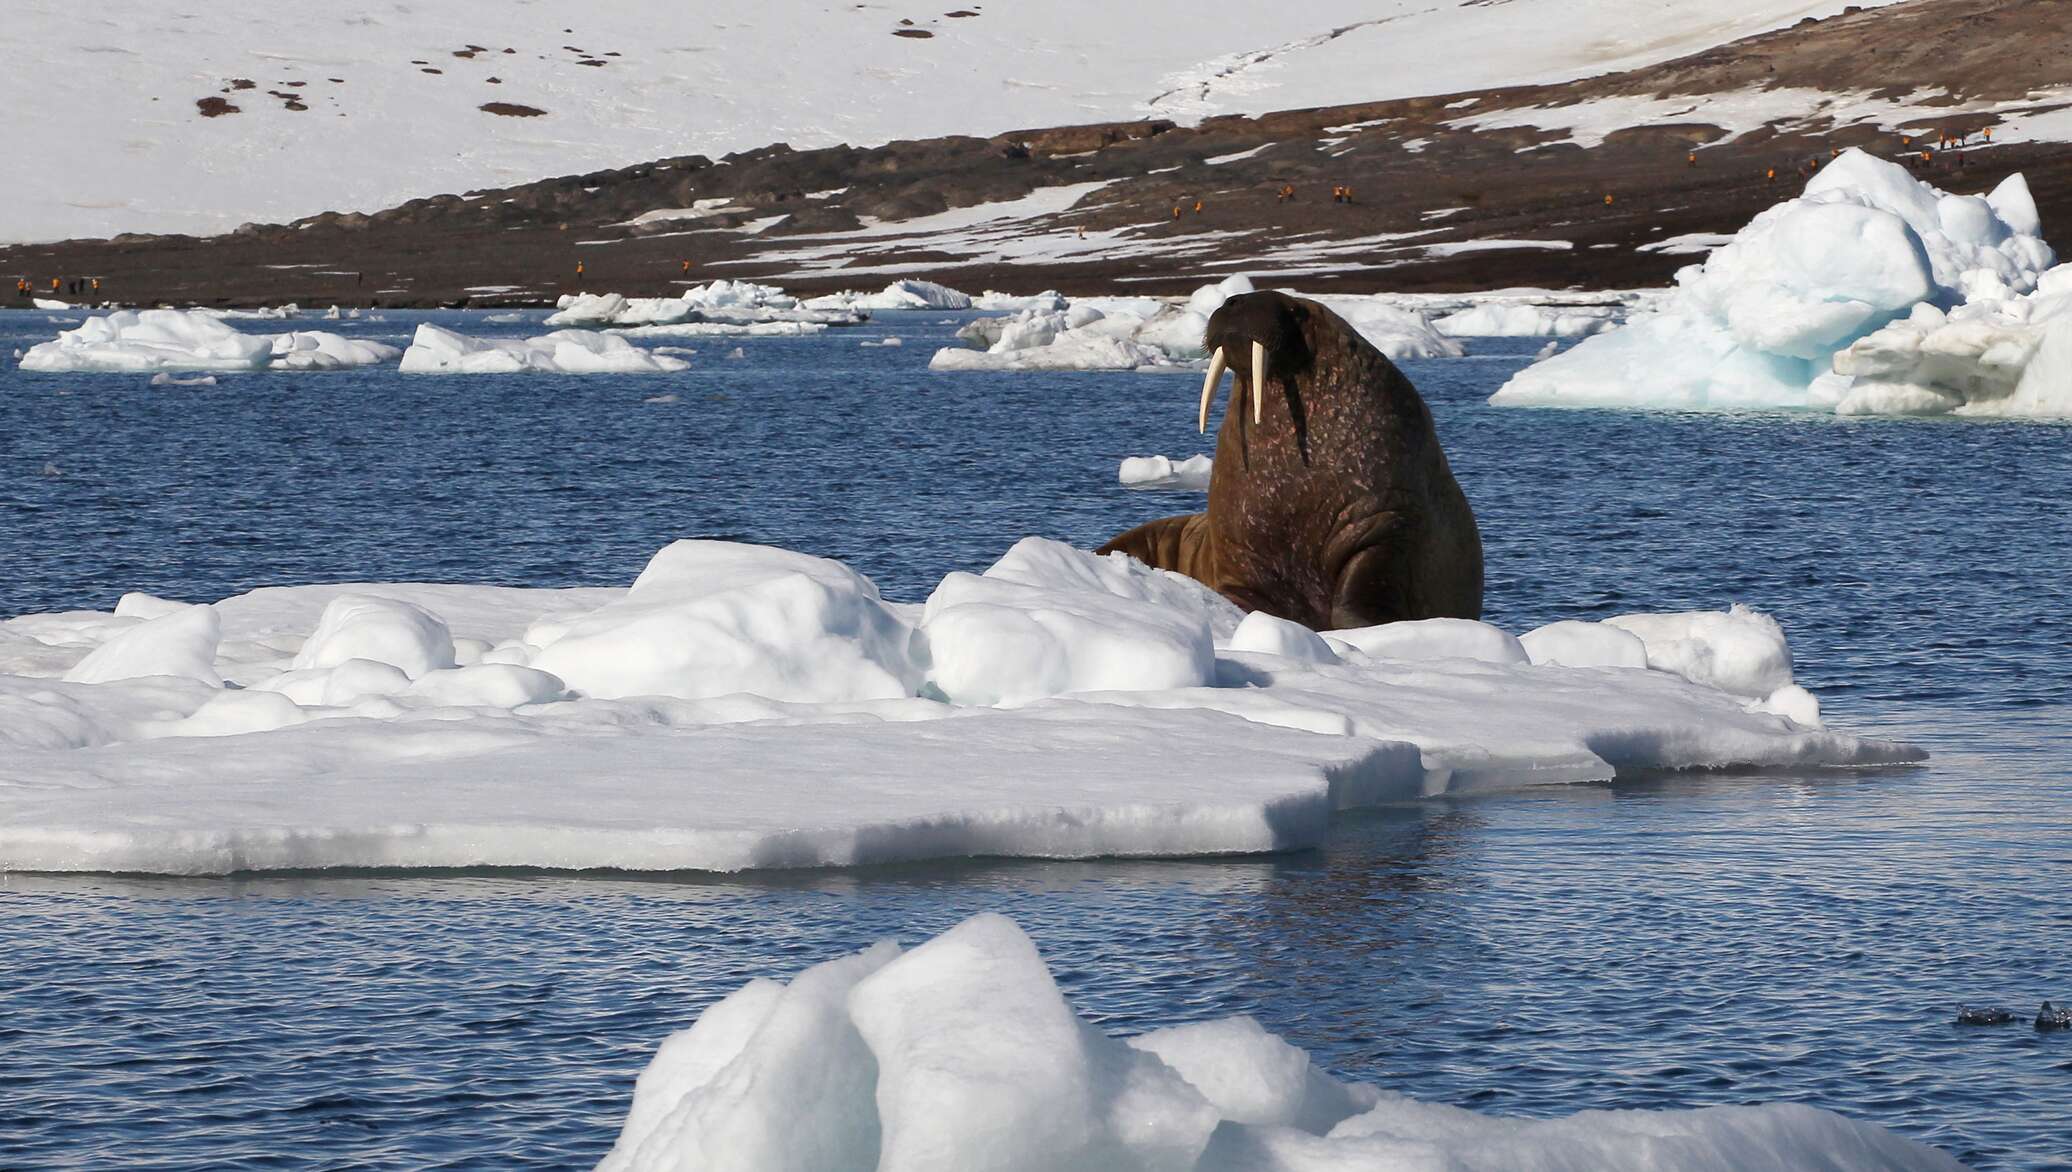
[0, 539, 1918, 874]
[597, 913, 1966, 1172]
[19, 310, 400, 372]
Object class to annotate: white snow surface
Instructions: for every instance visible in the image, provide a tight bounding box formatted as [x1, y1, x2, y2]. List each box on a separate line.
[0, 538, 1918, 875]
[17, 310, 399, 373]
[1492, 152, 2063, 415]
[2, 0, 1904, 242]
[597, 912, 1966, 1172]
[398, 323, 690, 374]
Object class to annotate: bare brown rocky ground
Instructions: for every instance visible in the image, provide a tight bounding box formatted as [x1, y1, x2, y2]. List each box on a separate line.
[7, 0, 2070, 308]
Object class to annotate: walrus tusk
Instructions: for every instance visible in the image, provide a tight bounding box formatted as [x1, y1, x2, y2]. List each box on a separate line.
[1252, 340, 1267, 425]
[1198, 346, 1227, 434]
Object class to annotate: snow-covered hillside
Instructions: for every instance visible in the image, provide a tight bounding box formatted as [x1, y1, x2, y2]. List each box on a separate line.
[3, 0, 1897, 242]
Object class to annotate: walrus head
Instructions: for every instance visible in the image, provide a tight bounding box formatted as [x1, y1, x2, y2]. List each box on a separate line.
[1197, 291, 1317, 432]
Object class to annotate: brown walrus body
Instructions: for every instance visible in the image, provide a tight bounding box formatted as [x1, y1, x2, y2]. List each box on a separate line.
[1099, 291, 1482, 630]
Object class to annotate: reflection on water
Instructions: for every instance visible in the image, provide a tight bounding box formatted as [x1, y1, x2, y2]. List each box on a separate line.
[2, 311, 2069, 1170]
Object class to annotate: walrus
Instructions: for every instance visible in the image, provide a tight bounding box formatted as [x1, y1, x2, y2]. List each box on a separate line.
[1099, 291, 1483, 629]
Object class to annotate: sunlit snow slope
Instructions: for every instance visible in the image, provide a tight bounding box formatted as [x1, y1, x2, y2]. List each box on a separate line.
[3, 0, 1897, 242]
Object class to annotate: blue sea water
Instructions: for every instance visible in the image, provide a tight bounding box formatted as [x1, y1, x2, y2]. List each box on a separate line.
[0, 308, 2067, 1170]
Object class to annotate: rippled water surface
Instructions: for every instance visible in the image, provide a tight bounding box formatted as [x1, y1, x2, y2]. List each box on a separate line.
[2, 309, 2068, 1170]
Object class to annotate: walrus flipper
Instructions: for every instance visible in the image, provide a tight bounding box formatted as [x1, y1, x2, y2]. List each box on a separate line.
[1097, 513, 1214, 582]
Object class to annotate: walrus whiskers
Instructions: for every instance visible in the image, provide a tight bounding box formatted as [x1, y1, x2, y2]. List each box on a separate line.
[1197, 346, 1228, 434]
[1252, 340, 1267, 425]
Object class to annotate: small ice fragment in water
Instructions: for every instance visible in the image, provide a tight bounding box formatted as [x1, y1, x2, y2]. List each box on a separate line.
[1534, 339, 1559, 361]
[1956, 1006, 2015, 1026]
[644, 394, 680, 405]
[725, 347, 746, 360]
[2036, 1001, 2071, 1031]
[150, 373, 219, 387]
[40, 462, 63, 477]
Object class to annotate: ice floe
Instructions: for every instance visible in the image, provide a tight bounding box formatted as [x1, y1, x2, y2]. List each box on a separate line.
[398, 323, 689, 374]
[1120, 454, 1214, 491]
[0, 537, 1917, 875]
[1493, 151, 2064, 415]
[597, 912, 1966, 1172]
[931, 276, 1461, 372]
[18, 310, 396, 373]
[804, 279, 974, 312]
[544, 281, 865, 330]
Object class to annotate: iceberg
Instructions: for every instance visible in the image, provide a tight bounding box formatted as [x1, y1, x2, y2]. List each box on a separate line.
[597, 913, 1966, 1172]
[1493, 152, 2058, 413]
[398, 323, 690, 374]
[0, 537, 1919, 875]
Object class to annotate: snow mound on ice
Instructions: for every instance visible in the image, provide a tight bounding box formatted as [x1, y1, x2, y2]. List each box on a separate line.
[1121, 454, 1214, 491]
[528, 541, 923, 704]
[1494, 153, 2058, 414]
[398, 323, 690, 374]
[0, 539, 1914, 873]
[63, 605, 223, 687]
[598, 913, 1966, 1172]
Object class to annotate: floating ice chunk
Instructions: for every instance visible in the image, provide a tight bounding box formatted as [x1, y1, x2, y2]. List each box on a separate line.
[529, 541, 922, 703]
[267, 331, 402, 370]
[291, 594, 457, 678]
[851, 913, 1217, 1172]
[148, 372, 218, 387]
[974, 290, 1069, 312]
[1518, 620, 1650, 669]
[806, 279, 972, 311]
[63, 605, 222, 687]
[398, 323, 690, 374]
[1225, 612, 1340, 666]
[1495, 150, 2057, 413]
[598, 940, 901, 1172]
[603, 914, 1967, 1172]
[20, 310, 275, 372]
[1120, 454, 1214, 491]
[1330, 618, 1529, 666]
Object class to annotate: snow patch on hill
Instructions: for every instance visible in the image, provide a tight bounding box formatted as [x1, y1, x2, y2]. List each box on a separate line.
[4, 0, 1903, 242]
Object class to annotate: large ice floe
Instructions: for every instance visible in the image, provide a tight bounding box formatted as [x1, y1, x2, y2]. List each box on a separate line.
[16, 309, 400, 373]
[930, 276, 1462, 373]
[398, 323, 689, 374]
[544, 280, 867, 332]
[1492, 150, 2068, 416]
[597, 912, 1964, 1172]
[0, 537, 1916, 875]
